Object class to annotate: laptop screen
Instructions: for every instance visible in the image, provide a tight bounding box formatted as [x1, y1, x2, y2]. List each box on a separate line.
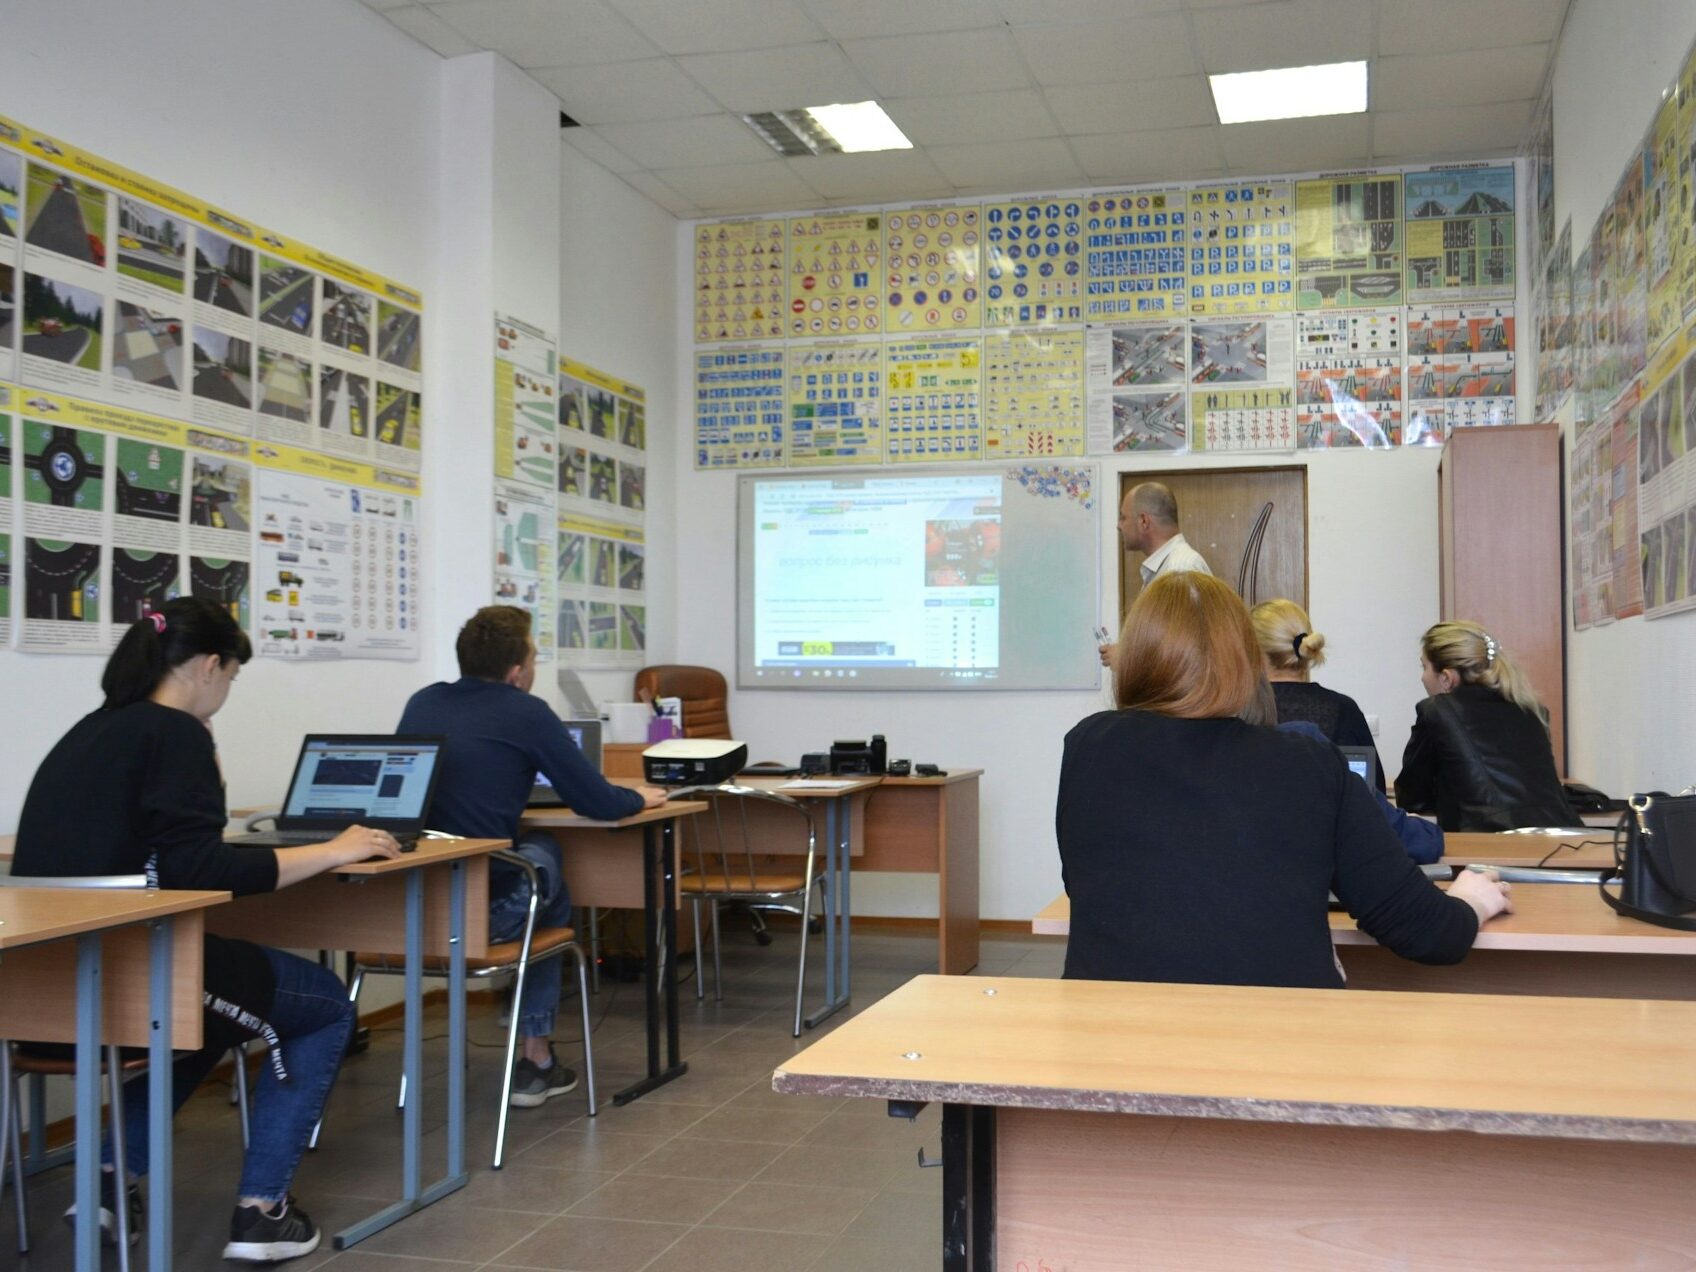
[533, 718, 601, 791]
[282, 737, 441, 823]
[1338, 746, 1376, 784]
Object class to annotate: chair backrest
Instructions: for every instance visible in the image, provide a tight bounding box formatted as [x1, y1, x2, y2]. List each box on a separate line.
[634, 665, 730, 738]
[669, 784, 814, 893]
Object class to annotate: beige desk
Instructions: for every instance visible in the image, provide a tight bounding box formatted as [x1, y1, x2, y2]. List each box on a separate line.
[775, 974, 1696, 1270]
[0, 887, 225, 1272]
[1441, 828, 1618, 869]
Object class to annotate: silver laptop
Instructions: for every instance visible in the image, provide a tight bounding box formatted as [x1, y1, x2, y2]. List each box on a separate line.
[528, 718, 603, 807]
[227, 734, 444, 849]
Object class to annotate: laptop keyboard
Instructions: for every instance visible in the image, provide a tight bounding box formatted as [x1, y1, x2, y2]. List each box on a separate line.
[228, 830, 419, 849]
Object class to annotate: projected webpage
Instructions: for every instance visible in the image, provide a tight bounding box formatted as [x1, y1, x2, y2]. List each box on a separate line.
[751, 475, 1002, 682]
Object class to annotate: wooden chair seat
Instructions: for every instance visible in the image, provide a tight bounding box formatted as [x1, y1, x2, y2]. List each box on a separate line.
[681, 872, 809, 895]
[355, 926, 577, 975]
[12, 1049, 149, 1077]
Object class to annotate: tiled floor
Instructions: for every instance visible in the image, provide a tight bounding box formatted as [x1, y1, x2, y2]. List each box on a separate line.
[1, 927, 1066, 1269]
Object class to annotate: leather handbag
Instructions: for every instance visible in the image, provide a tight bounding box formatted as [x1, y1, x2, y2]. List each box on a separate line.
[1598, 793, 1696, 930]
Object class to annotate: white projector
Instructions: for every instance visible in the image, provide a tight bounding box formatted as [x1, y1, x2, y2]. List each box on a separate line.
[642, 738, 749, 786]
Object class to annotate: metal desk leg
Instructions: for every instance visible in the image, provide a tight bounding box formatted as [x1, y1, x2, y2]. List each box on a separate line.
[805, 796, 852, 1029]
[822, 799, 837, 1008]
[445, 860, 466, 1184]
[73, 934, 101, 1272]
[942, 1103, 996, 1272]
[613, 821, 688, 1105]
[148, 918, 175, 1272]
[839, 797, 853, 1002]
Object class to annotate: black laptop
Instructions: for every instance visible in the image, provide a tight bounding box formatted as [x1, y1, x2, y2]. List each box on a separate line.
[528, 718, 603, 807]
[227, 734, 445, 849]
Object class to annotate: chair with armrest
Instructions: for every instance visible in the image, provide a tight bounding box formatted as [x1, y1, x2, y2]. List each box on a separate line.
[633, 665, 730, 738]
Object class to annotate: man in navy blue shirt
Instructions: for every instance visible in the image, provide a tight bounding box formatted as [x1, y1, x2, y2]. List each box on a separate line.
[400, 606, 664, 1105]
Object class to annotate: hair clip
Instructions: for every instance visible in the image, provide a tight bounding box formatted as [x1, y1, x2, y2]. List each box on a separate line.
[148, 612, 167, 634]
[1483, 634, 1497, 664]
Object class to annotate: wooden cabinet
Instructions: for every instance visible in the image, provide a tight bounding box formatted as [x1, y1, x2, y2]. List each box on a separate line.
[1438, 424, 1566, 770]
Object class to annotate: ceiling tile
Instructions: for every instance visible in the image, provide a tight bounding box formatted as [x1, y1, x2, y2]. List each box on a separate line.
[1012, 14, 1197, 87]
[1044, 75, 1215, 135]
[1218, 112, 1372, 173]
[530, 58, 719, 122]
[1190, 0, 1372, 74]
[996, 0, 1183, 22]
[1372, 101, 1532, 162]
[841, 29, 1032, 99]
[883, 89, 1060, 146]
[926, 137, 1086, 191]
[384, 5, 482, 55]
[1069, 126, 1223, 184]
[678, 42, 874, 114]
[596, 114, 776, 168]
[783, 149, 953, 200]
[651, 160, 823, 210]
[797, 0, 999, 40]
[617, 170, 699, 215]
[426, 0, 657, 67]
[562, 126, 645, 173]
[1373, 45, 1550, 114]
[603, 0, 824, 54]
[1380, 0, 1569, 56]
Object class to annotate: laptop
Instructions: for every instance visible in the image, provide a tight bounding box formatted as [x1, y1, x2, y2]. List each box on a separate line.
[227, 735, 445, 849]
[527, 718, 603, 807]
[1338, 746, 1377, 784]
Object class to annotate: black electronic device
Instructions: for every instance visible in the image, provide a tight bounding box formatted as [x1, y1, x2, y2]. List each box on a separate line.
[830, 738, 879, 776]
[799, 752, 830, 776]
[870, 734, 887, 774]
[886, 759, 911, 777]
[642, 738, 749, 787]
[914, 763, 947, 777]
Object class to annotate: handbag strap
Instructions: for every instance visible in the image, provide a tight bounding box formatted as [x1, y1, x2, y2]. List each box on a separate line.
[1597, 867, 1696, 931]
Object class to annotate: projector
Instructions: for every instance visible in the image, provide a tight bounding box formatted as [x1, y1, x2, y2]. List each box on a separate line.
[642, 738, 749, 787]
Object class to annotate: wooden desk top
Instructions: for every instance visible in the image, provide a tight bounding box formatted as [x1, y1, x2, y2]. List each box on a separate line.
[0, 888, 229, 950]
[330, 836, 508, 875]
[1442, 829, 1617, 869]
[522, 801, 704, 828]
[740, 776, 884, 798]
[875, 769, 983, 787]
[774, 973, 1696, 1143]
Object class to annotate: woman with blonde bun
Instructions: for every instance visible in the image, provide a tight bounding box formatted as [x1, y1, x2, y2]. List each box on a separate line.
[1395, 621, 1577, 832]
[1249, 599, 1383, 790]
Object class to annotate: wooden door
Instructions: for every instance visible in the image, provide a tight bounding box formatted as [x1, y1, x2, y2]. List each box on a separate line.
[1116, 467, 1308, 621]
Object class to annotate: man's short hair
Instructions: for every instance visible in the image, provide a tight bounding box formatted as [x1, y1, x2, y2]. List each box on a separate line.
[457, 606, 533, 680]
[1130, 481, 1179, 528]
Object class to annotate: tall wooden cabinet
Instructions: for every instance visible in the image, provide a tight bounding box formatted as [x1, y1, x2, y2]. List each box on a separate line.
[1438, 424, 1566, 770]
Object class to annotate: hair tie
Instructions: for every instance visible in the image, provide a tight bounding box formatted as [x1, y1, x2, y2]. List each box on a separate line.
[148, 612, 167, 634]
[1482, 633, 1497, 665]
[1291, 632, 1307, 658]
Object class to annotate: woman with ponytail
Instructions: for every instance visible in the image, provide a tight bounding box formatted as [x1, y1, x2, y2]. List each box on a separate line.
[14, 597, 403, 1262]
[1394, 620, 1577, 831]
[1249, 599, 1384, 791]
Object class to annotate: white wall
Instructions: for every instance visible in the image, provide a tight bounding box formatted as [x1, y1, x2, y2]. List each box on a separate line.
[1552, 0, 1696, 794]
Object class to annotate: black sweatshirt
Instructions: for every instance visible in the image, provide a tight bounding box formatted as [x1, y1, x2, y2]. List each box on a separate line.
[1057, 710, 1477, 989]
[1271, 679, 1385, 791]
[15, 701, 278, 1051]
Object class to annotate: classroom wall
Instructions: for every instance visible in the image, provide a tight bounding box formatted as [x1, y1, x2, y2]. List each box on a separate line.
[1552, 0, 1696, 794]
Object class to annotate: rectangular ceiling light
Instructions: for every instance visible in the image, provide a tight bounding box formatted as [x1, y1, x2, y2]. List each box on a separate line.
[1209, 60, 1368, 125]
[744, 101, 912, 157]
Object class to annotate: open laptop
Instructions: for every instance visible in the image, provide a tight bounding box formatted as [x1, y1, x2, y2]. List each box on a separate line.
[227, 735, 445, 849]
[527, 718, 603, 807]
[1338, 746, 1377, 785]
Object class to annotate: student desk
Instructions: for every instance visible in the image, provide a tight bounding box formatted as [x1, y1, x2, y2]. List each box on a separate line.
[774, 974, 1696, 1270]
[0, 887, 224, 1272]
[204, 836, 504, 1251]
[1441, 827, 1617, 869]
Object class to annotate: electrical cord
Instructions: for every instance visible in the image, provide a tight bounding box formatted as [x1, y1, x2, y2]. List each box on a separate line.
[1535, 837, 1616, 868]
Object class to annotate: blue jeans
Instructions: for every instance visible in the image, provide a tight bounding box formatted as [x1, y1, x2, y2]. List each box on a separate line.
[487, 832, 572, 1040]
[107, 947, 354, 1203]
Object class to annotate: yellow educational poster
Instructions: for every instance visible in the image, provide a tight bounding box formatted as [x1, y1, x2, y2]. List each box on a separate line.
[1647, 88, 1684, 357]
[1296, 173, 1403, 309]
[1681, 46, 1696, 323]
[983, 197, 1083, 327]
[1084, 188, 1187, 320]
[693, 344, 785, 469]
[1185, 181, 1295, 315]
[884, 205, 982, 333]
[1404, 165, 1514, 302]
[693, 219, 785, 343]
[1295, 310, 1403, 449]
[785, 212, 881, 338]
[983, 329, 1085, 458]
[786, 340, 883, 467]
[884, 336, 982, 462]
[1188, 385, 1294, 452]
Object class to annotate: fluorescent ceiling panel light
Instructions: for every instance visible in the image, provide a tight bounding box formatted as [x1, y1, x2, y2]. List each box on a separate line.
[1209, 61, 1368, 125]
[805, 101, 913, 153]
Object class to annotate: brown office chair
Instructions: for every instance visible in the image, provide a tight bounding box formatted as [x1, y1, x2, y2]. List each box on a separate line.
[633, 665, 729, 738]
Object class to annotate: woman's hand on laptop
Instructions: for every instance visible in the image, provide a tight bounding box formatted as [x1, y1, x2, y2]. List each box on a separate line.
[330, 824, 405, 864]
[271, 825, 404, 888]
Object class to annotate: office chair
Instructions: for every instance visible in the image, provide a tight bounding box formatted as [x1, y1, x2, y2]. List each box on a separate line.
[632, 665, 730, 738]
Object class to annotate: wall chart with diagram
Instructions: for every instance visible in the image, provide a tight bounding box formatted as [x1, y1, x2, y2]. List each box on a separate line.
[0, 113, 424, 657]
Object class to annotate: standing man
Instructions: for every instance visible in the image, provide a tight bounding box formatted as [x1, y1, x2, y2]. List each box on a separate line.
[399, 606, 666, 1105]
[1100, 481, 1212, 665]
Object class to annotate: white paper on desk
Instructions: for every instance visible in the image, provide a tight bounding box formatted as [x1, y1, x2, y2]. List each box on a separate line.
[779, 779, 859, 790]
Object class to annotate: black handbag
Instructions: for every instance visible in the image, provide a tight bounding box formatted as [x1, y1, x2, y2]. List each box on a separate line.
[1598, 793, 1696, 930]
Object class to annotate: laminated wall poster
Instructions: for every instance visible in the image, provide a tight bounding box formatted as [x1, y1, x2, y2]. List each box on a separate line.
[1535, 221, 1573, 421]
[1569, 425, 1609, 629]
[1609, 381, 1646, 621]
[1085, 188, 1187, 320]
[1406, 304, 1515, 446]
[1614, 154, 1649, 386]
[1681, 44, 1696, 323]
[983, 197, 1083, 328]
[884, 336, 982, 462]
[1573, 237, 1596, 436]
[1185, 180, 1295, 316]
[1638, 335, 1696, 617]
[982, 327, 1084, 458]
[786, 212, 881, 338]
[1296, 173, 1403, 309]
[1529, 79, 1556, 277]
[786, 340, 883, 466]
[1295, 309, 1402, 449]
[1404, 164, 1515, 303]
[1647, 84, 1686, 357]
[0, 111, 423, 657]
[693, 219, 785, 343]
[884, 205, 982, 333]
[694, 345, 785, 469]
[1188, 313, 1295, 452]
[1084, 321, 1187, 455]
[492, 313, 558, 658]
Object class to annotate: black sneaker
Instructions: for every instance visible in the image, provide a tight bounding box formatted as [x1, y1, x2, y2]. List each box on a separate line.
[509, 1047, 578, 1107]
[222, 1195, 321, 1263]
[62, 1169, 141, 1246]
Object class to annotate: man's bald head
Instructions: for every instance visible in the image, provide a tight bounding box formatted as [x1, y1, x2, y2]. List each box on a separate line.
[1129, 482, 1179, 528]
[1118, 482, 1181, 555]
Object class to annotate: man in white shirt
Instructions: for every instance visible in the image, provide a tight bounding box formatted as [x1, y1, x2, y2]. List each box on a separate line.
[1099, 482, 1212, 665]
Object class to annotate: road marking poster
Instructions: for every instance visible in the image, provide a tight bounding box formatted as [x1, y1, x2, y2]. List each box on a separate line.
[1647, 88, 1686, 356]
[557, 511, 644, 662]
[1085, 188, 1187, 320]
[786, 340, 882, 467]
[1406, 304, 1516, 446]
[1189, 316, 1293, 386]
[1189, 385, 1294, 453]
[984, 198, 1083, 327]
[983, 328, 1083, 457]
[1296, 173, 1403, 309]
[885, 336, 981, 462]
[494, 313, 557, 490]
[694, 219, 785, 343]
[1536, 220, 1574, 421]
[1296, 309, 1402, 449]
[786, 213, 881, 337]
[1404, 164, 1515, 303]
[494, 479, 554, 657]
[884, 205, 982, 332]
[694, 345, 785, 469]
[1612, 154, 1649, 385]
[1085, 323, 1187, 455]
[1638, 337, 1696, 618]
[1186, 181, 1295, 315]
